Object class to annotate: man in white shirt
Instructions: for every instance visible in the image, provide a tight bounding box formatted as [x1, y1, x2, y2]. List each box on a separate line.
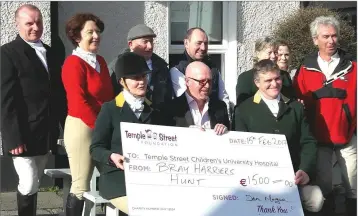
[170, 61, 230, 135]
[169, 27, 231, 121]
[293, 16, 357, 216]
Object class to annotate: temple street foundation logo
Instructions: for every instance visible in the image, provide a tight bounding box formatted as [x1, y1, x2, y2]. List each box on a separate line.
[125, 129, 178, 147]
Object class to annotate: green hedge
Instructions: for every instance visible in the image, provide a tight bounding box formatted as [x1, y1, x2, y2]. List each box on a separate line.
[273, 6, 356, 69]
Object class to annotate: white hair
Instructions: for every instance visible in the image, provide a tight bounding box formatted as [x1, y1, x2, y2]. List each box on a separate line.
[310, 16, 340, 38]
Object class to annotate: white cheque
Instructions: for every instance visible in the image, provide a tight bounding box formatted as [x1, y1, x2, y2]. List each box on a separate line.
[121, 122, 304, 216]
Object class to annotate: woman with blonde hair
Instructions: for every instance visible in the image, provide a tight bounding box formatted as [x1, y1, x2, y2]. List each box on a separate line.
[235, 36, 294, 106]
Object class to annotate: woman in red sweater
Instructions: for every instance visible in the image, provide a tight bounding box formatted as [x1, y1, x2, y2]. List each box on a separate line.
[62, 13, 114, 215]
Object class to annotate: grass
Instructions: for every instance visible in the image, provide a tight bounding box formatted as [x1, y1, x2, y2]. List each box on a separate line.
[38, 186, 61, 194]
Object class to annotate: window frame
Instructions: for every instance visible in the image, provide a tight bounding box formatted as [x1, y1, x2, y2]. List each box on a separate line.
[168, 2, 229, 53]
[169, 1, 224, 45]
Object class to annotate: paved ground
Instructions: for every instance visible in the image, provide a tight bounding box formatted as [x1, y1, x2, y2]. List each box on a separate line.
[1, 191, 62, 216]
[0, 191, 105, 216]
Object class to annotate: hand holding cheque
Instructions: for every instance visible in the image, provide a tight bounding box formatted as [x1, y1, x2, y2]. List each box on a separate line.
[120, 122, 304, 216]
[110, 153, 125, 170]
[189, 123, 228, 135]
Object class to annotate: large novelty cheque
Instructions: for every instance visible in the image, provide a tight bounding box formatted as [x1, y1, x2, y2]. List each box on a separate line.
[121, 122, 304, 216]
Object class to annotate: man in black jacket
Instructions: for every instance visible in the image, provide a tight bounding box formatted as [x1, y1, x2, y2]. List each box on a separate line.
[170, 61, 230, 133]
[169, 27, 231, 120]
[108, 24, 173, 111]
[0, 4, 66, 216]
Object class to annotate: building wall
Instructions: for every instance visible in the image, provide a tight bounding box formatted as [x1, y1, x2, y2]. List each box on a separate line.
[236, 1, 300, 75]
[57, 1, 168, 64]
[0, 1, 51, 45]
[144, 1, 168, 62]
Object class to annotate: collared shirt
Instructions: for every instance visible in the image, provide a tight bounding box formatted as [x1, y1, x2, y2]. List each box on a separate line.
[123, 89, 145, 118]
[260, 92, 281, 117]
[23, 39, 48, 72]
[72, 47, 100, 73]
[317, 51, 340, 80]
[185, 92, 211, 129]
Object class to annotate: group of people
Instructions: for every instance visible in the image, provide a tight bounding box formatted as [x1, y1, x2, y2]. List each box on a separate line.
[0, 4, 356, 216]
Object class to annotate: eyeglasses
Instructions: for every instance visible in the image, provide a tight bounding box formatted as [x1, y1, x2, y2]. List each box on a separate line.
[187, 77, 212, 86]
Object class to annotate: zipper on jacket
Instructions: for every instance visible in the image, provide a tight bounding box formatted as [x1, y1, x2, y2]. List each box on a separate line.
[324, 64, 352, 85]
[304, 62, 352, 86]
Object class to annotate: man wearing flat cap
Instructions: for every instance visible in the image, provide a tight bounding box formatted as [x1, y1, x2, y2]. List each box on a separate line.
[109, 24, 173, 112]
[90, 52, 172, 215]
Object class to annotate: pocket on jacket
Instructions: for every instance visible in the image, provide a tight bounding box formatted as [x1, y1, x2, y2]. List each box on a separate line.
[98, 163, 121, 175]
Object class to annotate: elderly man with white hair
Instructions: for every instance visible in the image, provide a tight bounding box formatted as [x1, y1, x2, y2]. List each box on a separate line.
[293, 16, 357, 216]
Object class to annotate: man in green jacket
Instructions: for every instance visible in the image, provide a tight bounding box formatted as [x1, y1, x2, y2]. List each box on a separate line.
[234, 59, 324, 215]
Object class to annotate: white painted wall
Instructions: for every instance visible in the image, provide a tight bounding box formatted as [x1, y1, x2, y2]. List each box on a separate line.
[144, 1, 169, 62]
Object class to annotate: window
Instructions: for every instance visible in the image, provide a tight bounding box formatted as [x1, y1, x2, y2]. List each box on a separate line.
[170, 2, 223, 45]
